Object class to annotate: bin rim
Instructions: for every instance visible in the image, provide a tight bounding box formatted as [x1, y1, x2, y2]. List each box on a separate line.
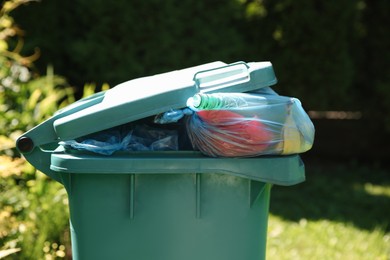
[50, 148, 305, 186]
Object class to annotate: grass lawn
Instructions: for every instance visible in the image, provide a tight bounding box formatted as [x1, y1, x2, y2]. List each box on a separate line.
[266, 160, 390, 259]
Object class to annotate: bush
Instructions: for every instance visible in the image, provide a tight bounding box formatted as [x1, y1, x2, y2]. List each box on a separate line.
[11, 0, 246, 88]
[240, 0, 359, 110]
[11, 0, 390, 132]
[354, 0, 390, 130]
[1, 1, 73, 258]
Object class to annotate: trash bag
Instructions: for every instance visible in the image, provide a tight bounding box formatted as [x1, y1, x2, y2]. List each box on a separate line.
[186, 93, 314, 157]
[60, 124, 178, 155]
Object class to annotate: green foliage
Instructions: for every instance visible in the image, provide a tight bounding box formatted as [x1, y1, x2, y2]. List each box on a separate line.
[0, 1, 75, 156]
[240, 0, 359, 110]
[1, 1, 73, 259]
[12, 0, 245, 88]
[0, 164, 70, 260]
[354, 0, 390, 130]
[11, 0, 390, 130]
[0, 65, 74, 149]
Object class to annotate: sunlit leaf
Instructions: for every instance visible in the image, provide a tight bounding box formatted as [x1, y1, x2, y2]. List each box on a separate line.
[0, 248, 21, 259]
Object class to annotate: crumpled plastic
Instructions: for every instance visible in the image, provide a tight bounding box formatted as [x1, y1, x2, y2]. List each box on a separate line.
[60, 124, 178, 155]
[186, 93, 314, 157]
[154, 108, 193, 124]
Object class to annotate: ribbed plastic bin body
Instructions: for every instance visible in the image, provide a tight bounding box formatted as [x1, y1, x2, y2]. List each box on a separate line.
[50, 151, 304, 260]
[66, 173, 270, 260]
[16, 61, 306, 260]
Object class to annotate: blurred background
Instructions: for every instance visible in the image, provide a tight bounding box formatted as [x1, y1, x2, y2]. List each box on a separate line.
[1, 0, 389, 259]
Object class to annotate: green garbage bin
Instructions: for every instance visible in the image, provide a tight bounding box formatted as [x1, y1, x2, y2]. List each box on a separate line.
[17, 61, 306, 260]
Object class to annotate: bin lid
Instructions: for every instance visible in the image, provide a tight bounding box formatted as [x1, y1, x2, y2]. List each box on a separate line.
[52, 61, 277, 141]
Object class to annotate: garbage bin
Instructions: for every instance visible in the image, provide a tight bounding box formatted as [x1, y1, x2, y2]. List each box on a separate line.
[17, 61, 306, 260]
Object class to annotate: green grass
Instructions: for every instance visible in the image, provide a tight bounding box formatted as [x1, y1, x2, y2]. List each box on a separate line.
[267, 160, 390, 259]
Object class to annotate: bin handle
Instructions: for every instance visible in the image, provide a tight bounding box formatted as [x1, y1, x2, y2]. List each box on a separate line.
[193, 62, 250, 92]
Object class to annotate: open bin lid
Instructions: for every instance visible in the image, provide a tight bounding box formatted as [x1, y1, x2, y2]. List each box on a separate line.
[53, 61, 276, 141]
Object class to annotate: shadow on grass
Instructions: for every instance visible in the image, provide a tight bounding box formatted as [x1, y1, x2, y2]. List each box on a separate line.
[269, 159, 390, 232]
